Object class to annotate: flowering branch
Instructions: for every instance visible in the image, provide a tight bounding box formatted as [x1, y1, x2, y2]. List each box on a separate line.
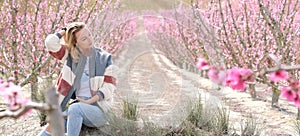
[0, 102, 53, 119]
[267, 65, 300, 73]
[261, 54, 300, 74]
[0, 79, 64, 136]
[196, 50, 300, 109]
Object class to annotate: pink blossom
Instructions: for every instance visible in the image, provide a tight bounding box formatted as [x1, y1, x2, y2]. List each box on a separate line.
[208, 68, 218, 81]
[7, 77, 15, 82]
[0, 80, 30, 110]
[294, 95, 300, 109]
[226, 68, 242, 79]
[225, 80, 246, 91]
[269, 70, 289, 83]
[208, 68, 226, 84]
[280, 87, 296, 102]
[290, 79, 300, 90]
[196, 58, 210, 70]
[239, 68, 254, 82]
[226, 78, 247, 91]
[225, 68, 252, 91]
[5, 82, 23, 109]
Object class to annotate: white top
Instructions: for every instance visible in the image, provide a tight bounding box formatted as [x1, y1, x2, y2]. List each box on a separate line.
[77, 57, 92, 97]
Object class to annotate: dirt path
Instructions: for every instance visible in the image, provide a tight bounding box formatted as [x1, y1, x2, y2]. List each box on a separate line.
[112, 32, 298, 135]
[112, 33, 200, 127]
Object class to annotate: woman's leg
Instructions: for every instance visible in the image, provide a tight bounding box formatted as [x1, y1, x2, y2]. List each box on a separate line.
[67, 102, 106, 136]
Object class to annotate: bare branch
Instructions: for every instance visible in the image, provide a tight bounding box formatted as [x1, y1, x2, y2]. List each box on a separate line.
[0, 102, 53, 120]
[19, 56, 52, 87]
[259, 54, 300, 75]
[267, 65, 300, 73]
[217, 0, 242, 67]
[85, 0, 99, 23]
[227, 0, 246, 50]
[0, 87, 64, 136]
[73, 0, 85, 22]
[268, 54, 281, 67]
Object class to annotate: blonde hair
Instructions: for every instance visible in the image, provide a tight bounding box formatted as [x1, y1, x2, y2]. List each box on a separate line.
[64, 22, 86, 63]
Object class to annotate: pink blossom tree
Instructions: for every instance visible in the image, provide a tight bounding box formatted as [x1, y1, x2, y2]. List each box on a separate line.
[142, 0, 300, 118]
[143, 13, 202, 72]
[0, 0, 109, 101]
[192, 0, 300, 118]
[192, 0, 300, 103]
[90, 10, 139, 54]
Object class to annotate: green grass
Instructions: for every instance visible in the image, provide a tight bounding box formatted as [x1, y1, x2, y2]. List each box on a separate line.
[240, 114, 265, 136]
[122, 99, 138, 121]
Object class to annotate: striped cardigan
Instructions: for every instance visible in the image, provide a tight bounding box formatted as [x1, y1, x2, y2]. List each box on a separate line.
[45, 34, 117, 112]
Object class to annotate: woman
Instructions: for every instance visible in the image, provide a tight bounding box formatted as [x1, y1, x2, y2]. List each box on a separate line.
[39, 22, 118, 136]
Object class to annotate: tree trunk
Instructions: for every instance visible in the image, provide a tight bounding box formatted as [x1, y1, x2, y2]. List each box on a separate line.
[271, 90, 280, 107]
[45, 87, 65, 136]
[30, 74, 39, 102]
[249, 83, 256, 99]
[297, 108, 300, 120]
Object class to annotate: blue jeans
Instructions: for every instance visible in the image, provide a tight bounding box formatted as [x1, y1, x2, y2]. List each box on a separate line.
[38, 97, 107, 136]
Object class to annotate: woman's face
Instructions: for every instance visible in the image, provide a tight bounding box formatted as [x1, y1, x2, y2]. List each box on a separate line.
[75, 28, 94, 50]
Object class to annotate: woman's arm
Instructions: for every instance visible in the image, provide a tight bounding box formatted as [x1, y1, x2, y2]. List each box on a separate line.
[45, 30, 68, 61]
[76, 95, 100, 104]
